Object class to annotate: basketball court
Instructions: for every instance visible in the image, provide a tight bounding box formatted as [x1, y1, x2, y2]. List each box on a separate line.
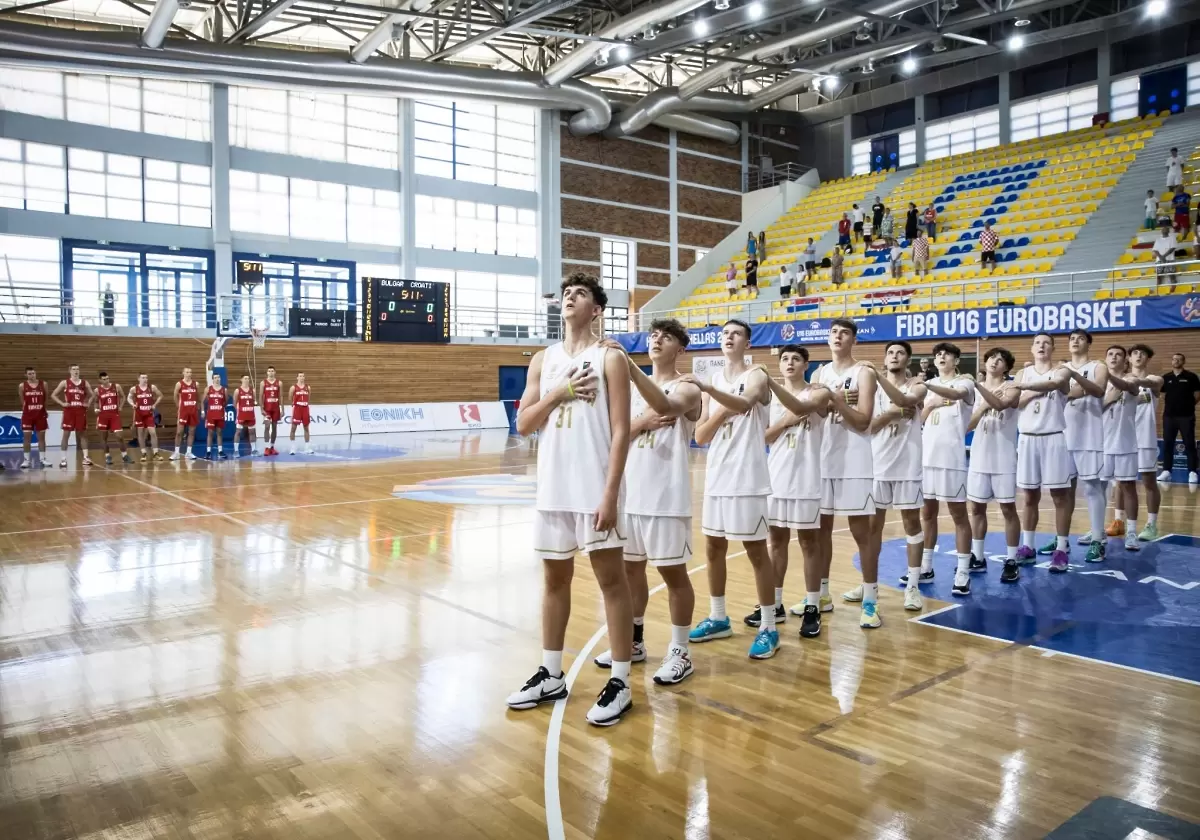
[1, 433, 1198, 839]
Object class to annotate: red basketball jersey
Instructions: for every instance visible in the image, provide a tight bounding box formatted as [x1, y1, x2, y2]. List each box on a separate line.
[178, 380, 198, 411]
[293, 384, 310, 408]
[21, 380, 46, 413]
[64, 378, 88, 408]
[97, 384, 122, 413]
[206, 386, 226, 416]
[236, 387, 256, 413]
[133, 385, 155, 412]
[262, 379, 281, 408]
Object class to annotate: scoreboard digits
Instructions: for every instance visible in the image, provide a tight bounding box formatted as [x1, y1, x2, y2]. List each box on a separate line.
[362, 277, 450, 343]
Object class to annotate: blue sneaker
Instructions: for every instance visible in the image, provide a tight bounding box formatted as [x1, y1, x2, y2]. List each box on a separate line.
[689, 616, 733, 643]
[748, 629, 779, 659]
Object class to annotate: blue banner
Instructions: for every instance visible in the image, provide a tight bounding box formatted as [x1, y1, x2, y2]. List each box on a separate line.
[616, 294, 1200, 353]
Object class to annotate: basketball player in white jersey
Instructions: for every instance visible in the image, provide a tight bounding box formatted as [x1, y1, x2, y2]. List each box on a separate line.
[758, 345, 832, 639]
[681, 319, 780, 660]
[1101, 345, 1151, 553]
[869, 340, 926, 612]
[1129, 344, 1164, 541]
[1014, 332, 1091, 572]
[506, 274, 635, 727]
[919, 342, 980, 596]
[1051, 329, 1110, 562]
[968, 347, 1022, 584]
[816, 320, 881, 628]
[592, 320, 701, 686]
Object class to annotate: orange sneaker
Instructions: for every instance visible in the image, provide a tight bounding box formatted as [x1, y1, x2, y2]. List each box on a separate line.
[1105, 518, 1125, 537]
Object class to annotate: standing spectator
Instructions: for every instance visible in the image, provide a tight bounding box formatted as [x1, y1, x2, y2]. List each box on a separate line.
[1172, 184, 1192, 236]
[1152, 222, 1178, 293]
[100, 282, 116, 327]
[871, 195, 885, 231]
[778, 263, 793, 296]
[911, 229, 930, 279]
[830, 248, 844, 287]
[1166, 147, 1183, 190]
[880, 207, 895, 244]
[745, 256, 759, 295]
[1159, 353, 1200, 484]
[1144, 189, 1159, 230]
[1193, 218, 1200, 262]
[923, 203, 937, 241]
[758, 230, 768, 261]
[837, 213, 853, 253]
[802, 237, 816, 281]
[851, 203, 865, 243]
[746, 232, 758, 259]
[919, 357, 936, 381]
[978, 219, 999, 274]
[904, 202, 919, 242]
[889, 241, 904, 279]
[726, 261, 739, 296]
[794, 268, 807, 298]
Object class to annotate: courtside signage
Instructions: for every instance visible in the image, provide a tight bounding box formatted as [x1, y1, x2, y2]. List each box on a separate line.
[0, 411, 63, 447]
[347, 401, 509, 434]
[255, 404, 349, 437]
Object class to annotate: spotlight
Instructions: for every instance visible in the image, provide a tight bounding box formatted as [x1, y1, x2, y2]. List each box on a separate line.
[642, 24, 658, 39]
[862, 59, 874, 73]
[931, 37, 946, 52]
[714, 0, 730, 9]
[694, 17, 710, 36]
[942, 0, 958, 9]
[594, 47, 610, 66]
[856, 21, 872, 41]
[747, 1, 764, 19]
[902, 56, 918, 73]
[823, 75, 839, 90]
[1146, 0, 1167, 16]
[1013, 17, 1030, 25]
[616, 43, 631, 61]
[1007, 33, 1024, 50]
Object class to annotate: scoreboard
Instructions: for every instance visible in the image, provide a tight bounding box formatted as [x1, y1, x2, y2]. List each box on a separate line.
[362, 277, 450, 343]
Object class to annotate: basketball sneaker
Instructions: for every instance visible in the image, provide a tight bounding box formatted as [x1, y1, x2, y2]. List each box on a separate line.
[1105, 518, 1125, 537]
[743, 605, 787, 627]
[1015, 545, 1037, 565]
[789, 594, 833, 615]
[594, 641, 646, 668]
[1037, 537, 1058, 555]
[304, 447, 315, 455]
[251, 448, 259, 457]
[968, 553, 987, 573]
[1138, 521, 1159, 541]
[505, 666, 567, 710]
[1048, 549, 1069, 573]
[859, 602, 882, 629]
[842, 584, 863, 603]
[1077, 533, 1094, 545]
[289, 446, 297, 455]
[1001, 559, 1020, 583]
[586, 678, 632, 726]
[951, 571, 970, 596]
[799, 604, 822, 637]
[82, 456, 93, 466]
[688, 617, 732, 643]
[1190, 471, 1199, 485]
[186, 452, 197, 461]
[169, 452, 179, 461]
[1124, 531, 1140, 552]
[653, 647, 693, 686]
[122, 453, 133, 464]
[19, 457, 29, 469]
[748, 629, 779, 659]
[140, 454, 149, 463]
[59, 459, 67, 468]
[904, 587, 924, 611]
[1085, 541, 1105, 563]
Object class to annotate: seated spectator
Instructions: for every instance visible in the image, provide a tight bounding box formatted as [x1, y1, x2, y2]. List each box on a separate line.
[979, 220, 999, 274]
[837, 214, 852, 253]
[745, 257, 759, 294]
[911, 230, 930, 278]
[923, 203, 937, 241]
[779, 264, 793, 297]
[1173, 185, 1192, 236]
[889, 242, 904, 279]
[1153, 223, 1178, 293]
[726, 261, 738, 295]
[1145, 189, 1159, 231]
[830, 248, 844, 287]
[802, 237, 817, 280]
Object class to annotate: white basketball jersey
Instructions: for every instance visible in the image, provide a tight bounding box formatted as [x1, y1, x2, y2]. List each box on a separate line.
[627, 380, 694, 517]
[969, 404, 1017, 475]
[1103, 384, 1137, 456]
[922, 376, 976, 471]
[535, 343, 622, 513]
[767, 393, 823, 500]
[1135, 385, 1158, 450]
[815, 361, 874, 480]
[871, 383, 921, 481]
[1064, 360, 1103, 452]
[703, 368, 770, 497]
[1017, 366, 1066, 435]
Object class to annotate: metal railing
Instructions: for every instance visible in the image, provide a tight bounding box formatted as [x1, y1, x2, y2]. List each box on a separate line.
[743, 162, 813, 193]
[0, 288, 215, 329]
[632, 259, 1200, 332]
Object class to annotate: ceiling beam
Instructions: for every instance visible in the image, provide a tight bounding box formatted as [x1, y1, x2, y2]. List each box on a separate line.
[141, 0, 181, 48]
[226, 0, 305, 41]
[425, 0, 583, 61]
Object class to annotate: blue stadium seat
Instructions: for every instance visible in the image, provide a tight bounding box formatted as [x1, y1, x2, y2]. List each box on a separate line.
[936, 259, 948, 269]
[948, 245, 960, 255]
[958, 232, 973, 241]
[972, 220, 984, 228]
[1017, 236, 1030, 247]
[950, 257, 962, 268]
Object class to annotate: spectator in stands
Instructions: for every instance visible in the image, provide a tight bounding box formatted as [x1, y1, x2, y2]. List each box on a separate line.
[726, 261, 739, 296]
[1153, 221, 1178, 293]
[746, 232, 758, 259]
[880, 207, 895, 244]
[1166, 147, 1183, 190]
[1145, 189, 1159, 230]
[802, 237, 817, 281]
[100, 283, 116, 327]
[889, 241, 904, 279]
[851, 203, 865, 243]
[872, 195, 885, 232]
[923, 203, 937, 241]
[912, 229, 930, 279]
[905, 202, 919, 242]
[919, 357, 936, 381]
[758, 230, 768, 261]
[979, 219, 999, 274]
[838, 213, 853, 253]
[1172, 184, 1192, 236]
[795, 269, 807, 298]
[745, 255, 759, 295]
[830, 248, 845, 287]
[1194, 219, 1200, 262]
[779, 263, 793, 297]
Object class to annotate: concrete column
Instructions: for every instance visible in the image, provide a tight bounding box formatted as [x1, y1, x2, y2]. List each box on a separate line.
[914, 94, 926, 164]
[211, 84, 233, 306]
[400, 98, 416, 281]
[1097, 45, 1112, 114]
[998, 71, 1011, 145]
[740, 119, 750, 192]
[669, 129, 679, 282]
[536, 109, 562, 297]
[842, 116, 853, 178]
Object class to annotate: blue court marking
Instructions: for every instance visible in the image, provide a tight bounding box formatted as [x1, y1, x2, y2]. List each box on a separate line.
[392, 473, 535, 505]
[865, 532, 1200, 684]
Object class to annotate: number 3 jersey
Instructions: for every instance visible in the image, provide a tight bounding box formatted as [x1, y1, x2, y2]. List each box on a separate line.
[626, 380, 695, 518]
[536, 342, 624, 514]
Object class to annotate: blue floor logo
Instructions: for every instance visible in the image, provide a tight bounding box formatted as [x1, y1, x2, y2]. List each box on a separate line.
[392, 473, 535, 505]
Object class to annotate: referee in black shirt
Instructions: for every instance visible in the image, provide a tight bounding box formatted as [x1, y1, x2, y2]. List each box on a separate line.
[1160, 352, 1200, 484]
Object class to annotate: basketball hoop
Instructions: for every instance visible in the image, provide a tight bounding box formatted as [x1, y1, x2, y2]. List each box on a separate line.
[251, 328, 267, 349]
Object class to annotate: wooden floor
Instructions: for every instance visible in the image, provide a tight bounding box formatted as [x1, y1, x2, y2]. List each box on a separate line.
[1, 433, 1199, 840]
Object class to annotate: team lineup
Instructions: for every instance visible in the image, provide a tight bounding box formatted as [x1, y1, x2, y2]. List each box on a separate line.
[16, 365, 317, 467]
[508, 272, 1172, 728]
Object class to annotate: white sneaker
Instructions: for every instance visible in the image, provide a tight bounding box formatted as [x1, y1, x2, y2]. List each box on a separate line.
[652, 646, 694, 686]
[904, 587, 924, 611]
[1158, 470, 1172, 482]
[169, 452, 179, 461]
[1076, 533, 1093, 545]
[594, 640, 647, 668]
[1125, 532, 1140, 552]
[790, 594, 834, 615]
[952, 570, 971, 596]
[59, 459, 67, 468]
[304, 447, 315, 455]
[1190, 472, 1199, 485]
[251, 448, 259, 456]
[842, 584, 863, 603]
[290, 447, 297, 455]
[19, 458, 30, 469]
[505, 666, 567, 710]
[186, 452, 197, 461]
[586, 677, 632, 726]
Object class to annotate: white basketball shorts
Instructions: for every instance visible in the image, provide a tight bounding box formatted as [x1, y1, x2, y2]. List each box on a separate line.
[767, 496, 822, 529]
[1101, 453, 1138, 482]
[872, 479, 923, 510]
[820, 478, 875, 517]
[625, 514, 692, 566]
[1016, 432, 1074, 490]
[534, 510, 626, 560]
[967, 470, 1017, 504]
[702, 495, 768, 541]
[1068, 449, 1103, 482]
[1138, 447, 1158, 474]
[923, 467, 969, 503]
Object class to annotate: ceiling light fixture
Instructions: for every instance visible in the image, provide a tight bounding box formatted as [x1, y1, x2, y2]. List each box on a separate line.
[747, 1, 764, 19]
[856, 21, 872, 40]
[902, 56, 918, 73]
[643, 24, 658, 39]
[823, 75, 839, 90]
[942, 0, 958, 9]
[594, 47, 610, 66]
[616, 43, 631, 61]
[862, 59, 874, 73]
[931, 36, 946, 52]
[1013, 17, 1030, 25]
[713, 0, 730, 9]
[694, 17, 710, 36]
[1146, 0, 1167, 16]
[1008, 33, 1025, 50]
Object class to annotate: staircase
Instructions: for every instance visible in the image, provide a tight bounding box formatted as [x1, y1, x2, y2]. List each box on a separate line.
[812, 168, 911, 259]
[1051, 108, 1200, 298]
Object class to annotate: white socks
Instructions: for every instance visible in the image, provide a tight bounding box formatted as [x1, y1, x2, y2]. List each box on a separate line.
[543, 649, 563, 677]
[1057, 536, 1069, 551]
[820, 578, 830, 597]
[774, 587, 784, 609]
[1021, 530, 1035, 549]
[1148, 513, 1158, 525]
[862, 582, 879, 604]
[611, 660, 632, 684]
[710, 595, 727, 622]
[956, 552, 970, 574]
[921, 548, 934, 572]
[905, 570, 919, 591]
[670, 625, 690, 650]
[760, 605, 776, 631]
[807, 590, 821, 606]
[971, 539, 985, 561]
[1127, 518, 1137, 535]
[1006, 545, 1018, 560]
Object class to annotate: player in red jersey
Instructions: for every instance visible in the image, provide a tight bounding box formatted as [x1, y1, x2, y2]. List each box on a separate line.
[171, 367, 201, 462]
[232, 375, 259, 457]
[259, 366, 283, 456]
[50, 364, 94, 468]
[94, 372, 132, 466]
[18, 366, 49, 469]
[288, 372, 314, 455]
[204, 373, 228, 460]
[127, 374, 165, 463]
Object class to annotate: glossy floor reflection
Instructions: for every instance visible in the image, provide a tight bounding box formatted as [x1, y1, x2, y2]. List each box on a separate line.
[1, 431, 1198, 839]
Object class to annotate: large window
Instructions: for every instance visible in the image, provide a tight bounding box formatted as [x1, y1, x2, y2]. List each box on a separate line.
[414, 101, 537, 190]
[413, 195, 536, 256]
[0, 139, 66, 213]
[289, 179, 346, 242]
[1110, 76, 1139, 122]
[229, 171, 398, 244]
[348, 187, 401, 247]
[67, 148, 143, 221]
[600, 238, 633, 290]
[1190, 61, 1200, 107]
[144, 160, 212, 228]
[229, 171, 289, 236]
[229, 87, 400, 168]
[1010, 86, 1097, 142]
[851, 129, 917, 175]
[64, 243, 212, 328]
[0, 235, 60, 324]
[925, 109, 1000, 161]
[604, 307, 629, 335]
[415, 267, 537, 337]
